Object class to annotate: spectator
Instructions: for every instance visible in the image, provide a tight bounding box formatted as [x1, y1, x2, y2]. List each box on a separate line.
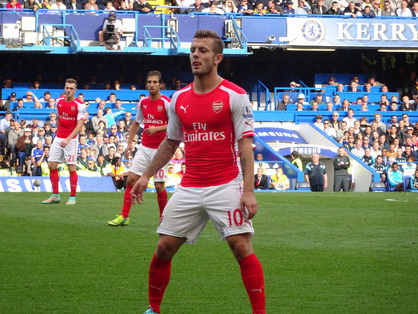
[266, 0, 283, 13]
[66, 0, 83, 9]
[290, 150, 303, 171]
[30, 139, 44, 176]
[16, 128, 33, 174]
[277, 95, 292, 111]
[381, 0, 395, 15]
[400, 95, 416, 111]
[396, 0, 411, 16]
[108, 156, 128, 190]
[406, 168, 418, 192]
[304, 153, 327, 191]
[337, 99, 351, 111]
[283, 0, 296, 13]
[333, 146, 351, 192]
[387, 162, 404, 191]
[7, 120, 23, 166]
[372, 155, 386, 182]
[133, 0, 153, 12]
[189, 0, 207, 12]
[270, 166, 290, 190]
[254, 167, 269, 190]
[295, 0, 311, 13]
[362, 148, 374, 166]
[89, 134, 109, 159]
[254, 153, 269, 174]
[165, 164, 182, 189]
[237, 0, 254, 14]
[312, 0, 327, 13]
[202, 1, 225, 13]
[84, 0, 98, 10]
[0, 112, 12, 149]
[314, 114, 324, 131]
[343, 108, 356, 128]
[253, 1, 267, 14]
[51, 0, 67, 9]
[411, 1, 418, 16]
[362, 5, 376, 16]
[6, 0, 23, 9]
[371, 0, 381, 15]
[24, 0, 37, 10]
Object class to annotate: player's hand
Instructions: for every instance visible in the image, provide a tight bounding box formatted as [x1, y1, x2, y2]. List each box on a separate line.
[240, 190, 258, 220]
[60, 139, 69, 147]
[131, 176, 149, 205]
[145, 126, 158, 135]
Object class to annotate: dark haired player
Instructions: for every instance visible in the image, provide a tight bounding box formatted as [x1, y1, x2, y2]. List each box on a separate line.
[108, 70, 170, 226]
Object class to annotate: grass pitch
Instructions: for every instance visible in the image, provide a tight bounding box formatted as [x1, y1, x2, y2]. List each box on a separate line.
[0, 192, 417, 313]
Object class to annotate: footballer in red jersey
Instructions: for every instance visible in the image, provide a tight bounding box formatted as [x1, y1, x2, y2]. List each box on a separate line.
[132, 30, 266, 314]
[42, 78, 86, 206]
[107, 70, 170, 227]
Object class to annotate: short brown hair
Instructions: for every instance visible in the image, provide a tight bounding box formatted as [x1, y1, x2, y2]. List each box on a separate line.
[65, 78, 78, 85]
[193, 29, 224, 55]
[146, 70, 162, 83]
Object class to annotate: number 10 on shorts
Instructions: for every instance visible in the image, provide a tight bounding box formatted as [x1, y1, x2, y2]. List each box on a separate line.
[228, 209, 247, 227]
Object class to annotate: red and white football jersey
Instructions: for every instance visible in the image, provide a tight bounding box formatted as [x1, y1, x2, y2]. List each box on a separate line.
[135, 95, 170, 149]
[56, 97, 86, 138]
[168, 80, 254, 188]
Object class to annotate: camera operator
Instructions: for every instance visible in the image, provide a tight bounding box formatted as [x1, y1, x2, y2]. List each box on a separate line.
[99, 11, 123, 50]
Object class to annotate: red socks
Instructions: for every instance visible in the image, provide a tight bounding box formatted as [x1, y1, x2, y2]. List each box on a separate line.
[238, 253, 266, 314]
[148, 254, 172, 313]
[156, 190, 168, 219]
[50, 168, 59, 194]
[121, 185, 133, 218]
[69, 170, 78, 197]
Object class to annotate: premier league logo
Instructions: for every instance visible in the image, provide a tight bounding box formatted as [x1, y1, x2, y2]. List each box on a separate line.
[301, 19, 325, 43]
[242, 106, 253, 119]
[212, 101, 223, 114]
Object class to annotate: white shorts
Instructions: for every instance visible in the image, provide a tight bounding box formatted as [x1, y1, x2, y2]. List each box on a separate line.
[129, 144, 166, 182]
[157, 177, 254, 244]
[49, 137, 78, 165]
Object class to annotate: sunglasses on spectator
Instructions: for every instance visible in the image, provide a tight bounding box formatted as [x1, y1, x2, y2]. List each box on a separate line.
[324, 122, 329, 124]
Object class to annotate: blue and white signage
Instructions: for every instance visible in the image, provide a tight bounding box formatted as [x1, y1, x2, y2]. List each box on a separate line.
[255, 127, 306, 144]
[0, 177, 116, 192]
[287, 17, 418, 48]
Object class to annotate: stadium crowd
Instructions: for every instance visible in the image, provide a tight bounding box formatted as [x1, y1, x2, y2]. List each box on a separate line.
[1, 68, 418, 191]
[1, 0, 418, 17]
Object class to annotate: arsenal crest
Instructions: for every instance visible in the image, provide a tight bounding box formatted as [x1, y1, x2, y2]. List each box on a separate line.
[157, 105, 163, 112]
[71, 106, 76, 111]
[212, 101, 223, 114]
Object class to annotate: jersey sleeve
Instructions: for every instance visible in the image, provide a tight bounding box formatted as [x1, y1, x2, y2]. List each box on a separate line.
[166, 93, 183, 141]
[230, 92, 254, 141]
[77, 103, 87, 121]
[135, 99, 144, 124]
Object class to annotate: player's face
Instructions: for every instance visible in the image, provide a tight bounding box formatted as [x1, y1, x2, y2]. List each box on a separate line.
[64, 82, 77, 99]
[146, 75, 161, 96]
[190, 37, 223, 77]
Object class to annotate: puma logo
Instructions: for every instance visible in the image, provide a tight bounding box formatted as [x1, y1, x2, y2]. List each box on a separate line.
[179, 105, 189, 113]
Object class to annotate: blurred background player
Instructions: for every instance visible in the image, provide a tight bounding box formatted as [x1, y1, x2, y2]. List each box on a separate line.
[42, 78, 86, 205]
[108, 70, 170, 226]
[131, 30, 265, 314]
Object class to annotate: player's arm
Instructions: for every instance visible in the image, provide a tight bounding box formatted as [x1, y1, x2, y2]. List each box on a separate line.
[324, 173, 328, 188]
[145, 124, 167, 135]
[125, 120, 140, 158]
[238, 136, 258, 219]
[131, 138, 180, 204]
[61, 119, 84, 148]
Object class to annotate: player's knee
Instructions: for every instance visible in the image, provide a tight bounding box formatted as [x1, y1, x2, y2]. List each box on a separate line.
[228, 235, 253, 261]
[156, 236, 184, 260]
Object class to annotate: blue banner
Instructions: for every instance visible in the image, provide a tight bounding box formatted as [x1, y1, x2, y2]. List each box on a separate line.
[287, 17, 418, 48]
[0, 177, 116, 192]
[255, 127, 307, 144]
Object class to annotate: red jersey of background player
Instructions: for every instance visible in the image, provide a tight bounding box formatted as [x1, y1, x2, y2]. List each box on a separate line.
[136, 95, 170, 149]
[55, 97, 86, 138]
[167, 80, 254, 188]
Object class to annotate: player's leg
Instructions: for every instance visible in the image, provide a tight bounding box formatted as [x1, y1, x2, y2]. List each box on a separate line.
[108, 145, 148, 226]
[65, 138, 79, 205]
[42, 139, 63, 204]
[154, 172, 167, 220]
[146, 235, 186, 314]
[227, 234, 266, 314]
[42, 160, 60, 204]
[208, 180, 265, 314]
[342, 175, 350, 192]
[108, 172, 139, 226]
[333, 175, 341, 192]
